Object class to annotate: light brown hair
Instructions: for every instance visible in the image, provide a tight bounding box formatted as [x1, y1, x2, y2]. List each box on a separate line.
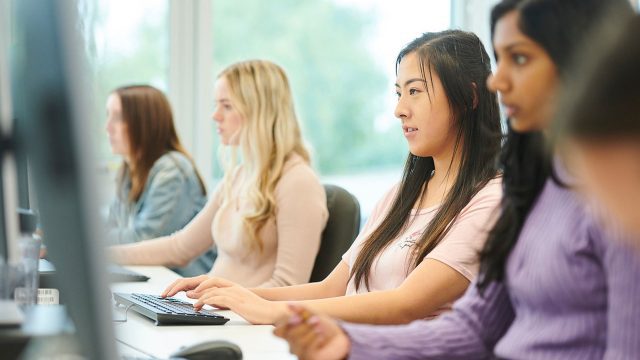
[114, 85, 206, 202]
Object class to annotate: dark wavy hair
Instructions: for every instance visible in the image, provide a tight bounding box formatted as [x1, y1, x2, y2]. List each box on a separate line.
[350, 30, 502, 291]
[477, 0, 633, 292]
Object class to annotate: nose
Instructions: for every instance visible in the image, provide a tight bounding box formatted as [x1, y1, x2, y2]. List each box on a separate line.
[211, 107, 222, 123]
[394, 95, 409, 120]
[105, 117, 112, 133]
[487, 62, 510, 95]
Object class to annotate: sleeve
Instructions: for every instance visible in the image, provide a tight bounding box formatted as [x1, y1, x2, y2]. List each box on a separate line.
[590, 215, 640, 359]
[257, 164, 329, 287]
[110, 182, 224, 268]
[425, 180, 502, 281]
[343, 280, 515, 360]
[105, 197, 122, 238]
[107, 162, 190, 244]
[341, 184, 399, 265]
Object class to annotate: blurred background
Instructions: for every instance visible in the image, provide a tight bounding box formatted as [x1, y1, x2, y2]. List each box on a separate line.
[5, 0, 639, 218]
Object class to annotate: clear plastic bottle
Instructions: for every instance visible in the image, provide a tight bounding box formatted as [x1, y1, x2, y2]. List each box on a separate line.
[14, 209, 40, 307]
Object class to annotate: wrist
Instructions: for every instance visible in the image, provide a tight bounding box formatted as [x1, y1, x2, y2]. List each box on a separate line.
[270, 301, 291, 324]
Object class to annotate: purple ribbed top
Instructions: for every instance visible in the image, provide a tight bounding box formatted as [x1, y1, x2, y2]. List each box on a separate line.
[344, 176, 640, 359]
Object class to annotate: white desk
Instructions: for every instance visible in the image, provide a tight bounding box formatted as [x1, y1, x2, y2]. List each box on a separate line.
[111, 266, 295, 360]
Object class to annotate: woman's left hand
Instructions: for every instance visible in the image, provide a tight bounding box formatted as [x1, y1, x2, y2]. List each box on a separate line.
[273, 303, 351, 360]
[194, 283, 288, 324]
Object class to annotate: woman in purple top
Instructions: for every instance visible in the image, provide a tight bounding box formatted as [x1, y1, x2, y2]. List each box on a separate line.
[273, 0, 640, 359]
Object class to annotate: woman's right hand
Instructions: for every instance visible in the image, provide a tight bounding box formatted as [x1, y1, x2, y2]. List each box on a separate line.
[161, 275, 210, 297]
[274, 303, 351, 360]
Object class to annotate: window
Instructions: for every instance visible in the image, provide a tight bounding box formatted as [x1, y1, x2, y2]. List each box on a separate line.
[76, 0, 453, 217]
[211, 0, 451, 215]
[78, 0, 169, 162]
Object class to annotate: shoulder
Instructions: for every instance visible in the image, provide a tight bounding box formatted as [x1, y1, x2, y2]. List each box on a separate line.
[149, 151, 196, 178]
[460, 177, 503, 212]
[377, 183, 401, 210]
[155, 151, 193, 169]
[365, 182, 400, 223]
[476, 177, 503, 198]
[276, 153, 323, 190]
[584, 200, 638, 257]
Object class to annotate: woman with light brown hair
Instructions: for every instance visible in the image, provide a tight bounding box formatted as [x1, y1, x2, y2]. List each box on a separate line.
[110, 61, 328, 288]
[105, 85, 212, 276]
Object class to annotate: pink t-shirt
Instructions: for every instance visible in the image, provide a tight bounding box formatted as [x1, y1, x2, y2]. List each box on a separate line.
[343, 178, 502, 315]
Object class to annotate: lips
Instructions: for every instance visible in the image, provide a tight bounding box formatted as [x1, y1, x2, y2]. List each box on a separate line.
[501, 102, 519, 118]
[402, 125, 418, 134]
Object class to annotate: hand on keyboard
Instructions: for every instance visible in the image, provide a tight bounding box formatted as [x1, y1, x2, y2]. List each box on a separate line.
[113, 293, 229, 326]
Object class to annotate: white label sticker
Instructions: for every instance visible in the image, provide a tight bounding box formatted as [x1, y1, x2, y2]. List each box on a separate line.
[37, 288, 60, 305]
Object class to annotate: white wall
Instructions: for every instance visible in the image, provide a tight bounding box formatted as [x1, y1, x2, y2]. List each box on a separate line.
[451, 0, 500, 56]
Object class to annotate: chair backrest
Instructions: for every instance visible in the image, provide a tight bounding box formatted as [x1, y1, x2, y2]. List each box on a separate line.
[310, 184, 361, 282]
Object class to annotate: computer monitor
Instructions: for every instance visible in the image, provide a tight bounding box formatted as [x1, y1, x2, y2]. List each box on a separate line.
[11, 0, 119, 359]
[0, 0, 19, 264]
[0, 120, 37, 264]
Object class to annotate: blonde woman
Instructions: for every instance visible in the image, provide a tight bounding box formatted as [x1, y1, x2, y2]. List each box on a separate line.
[110, 60, 328, 287]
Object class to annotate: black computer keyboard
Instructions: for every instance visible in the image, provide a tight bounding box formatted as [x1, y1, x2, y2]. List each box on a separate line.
[113, 293, 230, 326]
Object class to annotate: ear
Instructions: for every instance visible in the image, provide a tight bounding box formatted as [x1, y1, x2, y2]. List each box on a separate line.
[471, 82, 479, 110]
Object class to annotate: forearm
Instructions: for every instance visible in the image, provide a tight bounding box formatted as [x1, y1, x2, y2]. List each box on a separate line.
[110, 235, 193, 267]
[299, 289, 421, 325]
[343, 282, 515, 359]
[252, 281, 340, 301]
[343, 316, 488, 360]
[296, 269, 469, 325]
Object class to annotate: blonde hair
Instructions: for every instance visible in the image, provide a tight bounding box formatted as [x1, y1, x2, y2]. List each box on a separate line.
[218, 60, 310, 251]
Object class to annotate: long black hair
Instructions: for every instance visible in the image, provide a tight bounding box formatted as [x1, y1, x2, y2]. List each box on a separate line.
[350, 30, 502, 291]
[477, 0, 633, 291]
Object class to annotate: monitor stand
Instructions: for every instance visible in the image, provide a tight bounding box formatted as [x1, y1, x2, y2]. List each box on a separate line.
[0, 299, 24, 326]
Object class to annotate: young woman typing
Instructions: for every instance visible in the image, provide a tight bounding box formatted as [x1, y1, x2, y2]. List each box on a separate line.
[163, 30, 503, 325]
[110, 60, 328, 287]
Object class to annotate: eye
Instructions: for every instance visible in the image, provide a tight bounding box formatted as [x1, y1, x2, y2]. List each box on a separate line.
[409, 88, 419, 95]
[512, 54, 528, 65]
[395, 91, 401, 99]
[216, 103, 232, 111]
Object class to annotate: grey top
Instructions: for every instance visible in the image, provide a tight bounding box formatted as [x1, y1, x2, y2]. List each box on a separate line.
[107, 151, 212, 276]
